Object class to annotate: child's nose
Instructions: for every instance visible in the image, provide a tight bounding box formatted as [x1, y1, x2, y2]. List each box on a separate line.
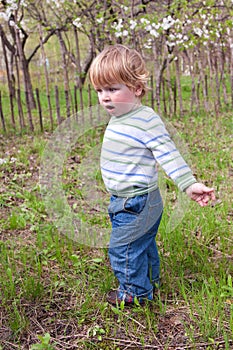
[102, 91, 110, 101]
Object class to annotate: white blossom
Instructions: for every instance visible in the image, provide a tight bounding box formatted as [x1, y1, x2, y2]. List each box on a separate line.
[194, 27, 203, 37]
[122, 30, 128, 36]
[0, 12, 9, 21]
[161, 16, 175, 30]
[176, 33, 183, 40]
[203, 32, 209, 39]
[140, 18, 150, 25]
[73, 18, 82, 28]
[9, 20, 16, 27]
[152, 23, 160, 30]
[146, 24, 152, 31]
[169, 34, 176, 41]
[0, 158, 7, 165]
[186, 19, 192, 25]
[120, 5, 128, 12]
[6, 0, 18, 10]
[129, 20, 137, 30]
[115, 31, 122, 38]
[46, 0, 64, 6]
[166, 40, 175, 48]
[144, 38, 152, 49]
[96, 17, 104, 24]
[112, 19, 123, 31]
[150, 29, 159, 38]
[1, 1, 19, 19]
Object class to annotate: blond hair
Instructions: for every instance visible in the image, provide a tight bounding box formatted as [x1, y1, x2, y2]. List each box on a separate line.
[89, 44, 149, 97]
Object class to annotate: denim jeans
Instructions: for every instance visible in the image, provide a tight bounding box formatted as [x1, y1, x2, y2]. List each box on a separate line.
[108, 188, 163, 300]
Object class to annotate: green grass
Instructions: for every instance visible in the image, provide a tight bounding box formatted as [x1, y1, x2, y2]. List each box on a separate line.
[0, 111, 232, 349]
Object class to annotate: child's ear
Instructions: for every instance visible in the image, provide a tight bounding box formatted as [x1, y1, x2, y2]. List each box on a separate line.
[135, 84, 143, 97]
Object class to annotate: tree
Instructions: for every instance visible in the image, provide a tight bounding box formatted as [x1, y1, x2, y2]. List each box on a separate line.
[0, 0, 57, 129]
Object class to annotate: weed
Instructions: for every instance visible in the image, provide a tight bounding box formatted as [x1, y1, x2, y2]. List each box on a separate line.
[30, 333, 55, 350]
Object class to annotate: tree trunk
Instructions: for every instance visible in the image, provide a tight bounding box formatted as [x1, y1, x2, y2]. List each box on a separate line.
[35, 88, 43, 132]
[56, 30, 71, 118]
[165, 60, 173, 116]
[162, 77, 167, 115]
[213, 54, 221, 114]
[219, 46, 228, 107]
[153, 44, 162, 114]
[184, 49, 199, 114]
[73, 26, 84, 111]
[206, 48, 215, 112]
[39, 24, 53, 130]
[55, 85, 61, 125]
[229, 39, 233, 108]
[15, 27, 36, 110]
[175, 56, 183, 116]
[1, 35, 15, 128]
[0, 91, 6, 132]
[15, 57, 26, 129]
[197, 48, 209, 112]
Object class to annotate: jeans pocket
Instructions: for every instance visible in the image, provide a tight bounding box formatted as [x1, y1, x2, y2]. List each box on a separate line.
[108, 196, 125, 214]
[123, 194, 148, 215]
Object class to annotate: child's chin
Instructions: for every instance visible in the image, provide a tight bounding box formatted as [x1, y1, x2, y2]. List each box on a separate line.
[105, 107, 116, 115]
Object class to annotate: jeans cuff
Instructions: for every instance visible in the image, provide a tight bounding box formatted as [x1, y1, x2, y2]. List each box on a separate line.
[117, 288, 153, 302]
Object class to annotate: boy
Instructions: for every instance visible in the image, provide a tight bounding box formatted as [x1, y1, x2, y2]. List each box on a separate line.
[89, 44, 215, 306]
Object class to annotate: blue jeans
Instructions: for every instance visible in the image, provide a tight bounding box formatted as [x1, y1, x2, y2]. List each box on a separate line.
[108, 189, 163, 300]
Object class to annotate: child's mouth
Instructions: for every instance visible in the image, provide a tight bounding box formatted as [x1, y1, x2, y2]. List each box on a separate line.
[105, 105, 115, 111]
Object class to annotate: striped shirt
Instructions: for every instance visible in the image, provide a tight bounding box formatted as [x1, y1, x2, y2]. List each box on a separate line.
[101, 105, 196, 197]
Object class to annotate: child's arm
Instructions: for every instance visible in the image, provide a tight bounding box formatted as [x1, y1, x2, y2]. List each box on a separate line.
[185, 183, 216, 207]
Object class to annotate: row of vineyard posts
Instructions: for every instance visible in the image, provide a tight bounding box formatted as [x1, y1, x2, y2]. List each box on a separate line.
[0, 69, 232, 134]
[0, 83, 94, 133]
[0, 77, 155, 133]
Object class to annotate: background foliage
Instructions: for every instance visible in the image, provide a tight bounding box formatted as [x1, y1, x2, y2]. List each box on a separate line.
[0, 0, 233, 132]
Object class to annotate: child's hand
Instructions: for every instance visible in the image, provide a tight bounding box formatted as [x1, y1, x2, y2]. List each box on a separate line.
[185, 183, 216, 207]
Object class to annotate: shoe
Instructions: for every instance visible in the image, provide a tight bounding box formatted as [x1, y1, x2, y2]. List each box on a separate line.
[107, 290, 133, 306]
[107, 290, 150, 306]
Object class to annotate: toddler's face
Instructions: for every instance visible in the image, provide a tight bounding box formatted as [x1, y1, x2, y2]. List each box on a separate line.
[96, 83, 141, 117]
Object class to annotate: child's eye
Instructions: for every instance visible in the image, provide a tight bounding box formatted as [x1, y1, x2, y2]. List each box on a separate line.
[109, 88, 117, 92]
